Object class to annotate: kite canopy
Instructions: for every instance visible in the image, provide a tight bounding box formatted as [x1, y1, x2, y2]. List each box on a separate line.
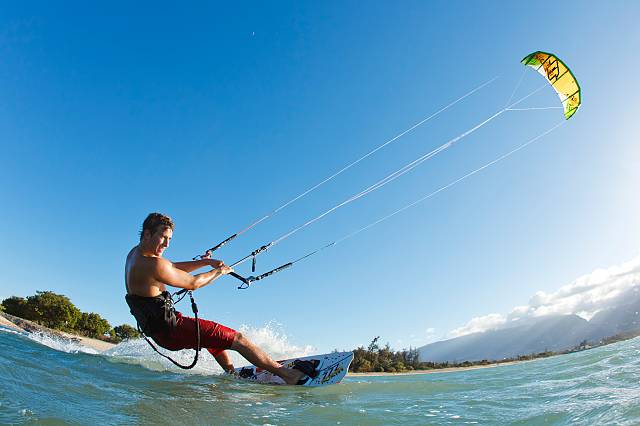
[521, 51, 581, 119]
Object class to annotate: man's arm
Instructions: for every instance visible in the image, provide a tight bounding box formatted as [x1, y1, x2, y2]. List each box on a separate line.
[173, 259, 222, 273]
[154, 258, 229, 291]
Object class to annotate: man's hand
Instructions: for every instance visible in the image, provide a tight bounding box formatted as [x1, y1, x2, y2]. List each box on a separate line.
[202, 251, 226, 269]
[219, 264, 234, 275]
[208, 259, 225, 269]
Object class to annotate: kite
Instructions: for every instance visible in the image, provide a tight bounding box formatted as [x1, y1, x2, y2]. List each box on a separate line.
[521, 51, 581, 119]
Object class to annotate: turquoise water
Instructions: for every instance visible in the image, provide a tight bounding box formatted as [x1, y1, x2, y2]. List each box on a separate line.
[2, 327, 640, 425]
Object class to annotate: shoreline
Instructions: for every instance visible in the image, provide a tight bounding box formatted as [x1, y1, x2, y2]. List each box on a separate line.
[347, 360, 526, 377]
[0, 312, 22, 331]
[0, 311, 116, 353]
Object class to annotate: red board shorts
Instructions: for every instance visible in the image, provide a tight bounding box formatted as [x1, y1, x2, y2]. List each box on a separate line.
[151, 312, 237, 357]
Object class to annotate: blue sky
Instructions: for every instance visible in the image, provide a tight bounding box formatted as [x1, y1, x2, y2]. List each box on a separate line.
[1, 2, 639, 353]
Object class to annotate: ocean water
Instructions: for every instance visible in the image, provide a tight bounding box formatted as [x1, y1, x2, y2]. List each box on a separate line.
[1, 326, 640, 425]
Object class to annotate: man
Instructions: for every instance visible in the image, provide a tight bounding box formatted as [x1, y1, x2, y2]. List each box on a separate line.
[125, 212, 313, 385]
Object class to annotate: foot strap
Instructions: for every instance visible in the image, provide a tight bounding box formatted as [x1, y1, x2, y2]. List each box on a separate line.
[292, 359, 320, 385]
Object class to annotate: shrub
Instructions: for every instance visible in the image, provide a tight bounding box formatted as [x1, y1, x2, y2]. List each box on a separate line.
[75, 312, 111, 338]
[2, 296, 33, 319]
[113, 324, 140, 340]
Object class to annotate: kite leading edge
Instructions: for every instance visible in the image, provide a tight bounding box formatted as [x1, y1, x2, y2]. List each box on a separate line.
[521, 51, 581, 119]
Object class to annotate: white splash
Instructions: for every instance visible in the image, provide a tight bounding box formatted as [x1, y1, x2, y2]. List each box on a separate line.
[103, 337, 222, 374]
[26, 331, 100, 355]
[233, 321, 316, 364]
[0, 326, 24, 335]
[103, 321, 315, 375]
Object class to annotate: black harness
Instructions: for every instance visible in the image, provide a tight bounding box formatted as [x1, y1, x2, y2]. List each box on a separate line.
[125, 290, 201, 370]
[125, 291, 177, 335]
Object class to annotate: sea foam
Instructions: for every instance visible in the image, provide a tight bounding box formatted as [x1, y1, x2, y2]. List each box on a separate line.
[25, 331, 100, 355]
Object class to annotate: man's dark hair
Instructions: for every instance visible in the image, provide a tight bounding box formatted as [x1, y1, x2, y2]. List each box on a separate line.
[140, 213, 174, 241]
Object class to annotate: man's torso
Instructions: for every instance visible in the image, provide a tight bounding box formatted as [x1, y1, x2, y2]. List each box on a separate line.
[125, 246, 168, 297]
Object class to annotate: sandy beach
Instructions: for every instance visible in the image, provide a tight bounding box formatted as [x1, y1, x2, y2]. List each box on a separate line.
[0, 313, 22, 331]
[0, 312, 115, 353]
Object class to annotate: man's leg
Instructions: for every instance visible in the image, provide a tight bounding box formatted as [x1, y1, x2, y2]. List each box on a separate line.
[175, 314, 307, 384]
[230, 332, 305, 385]
[207, 349, 234, 373]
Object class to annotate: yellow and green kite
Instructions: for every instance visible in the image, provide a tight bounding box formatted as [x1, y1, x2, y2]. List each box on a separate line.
[521, 51, 581, 119]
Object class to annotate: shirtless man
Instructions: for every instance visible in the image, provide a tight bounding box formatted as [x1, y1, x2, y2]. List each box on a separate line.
[125, 212, 311, 385]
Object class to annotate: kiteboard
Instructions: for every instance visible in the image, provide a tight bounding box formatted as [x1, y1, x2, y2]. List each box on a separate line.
[233, 351, 353, 386]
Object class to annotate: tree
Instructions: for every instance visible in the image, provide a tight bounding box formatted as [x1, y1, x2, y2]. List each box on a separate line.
[113, 324, 140, 340]
[358, 359, 372, 372]
[378, 343, 393, 371]
[406, 347, 421, 368]
[75, 312, 111, 338]
[26, 291, 81, 330]
[2, 296, 34, 319]
[367, 336, 380, 352]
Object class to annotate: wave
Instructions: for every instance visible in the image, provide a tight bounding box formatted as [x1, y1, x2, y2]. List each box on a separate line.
[0, 320, 316, 375]
[26, 331, 101, 355]
[0, 325, 25, 335]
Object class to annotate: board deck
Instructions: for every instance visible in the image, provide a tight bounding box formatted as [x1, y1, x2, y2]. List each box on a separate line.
[233, 351, 353, 386]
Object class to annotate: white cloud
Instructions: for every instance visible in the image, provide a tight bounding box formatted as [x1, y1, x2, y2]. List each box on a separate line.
[448, 254, 640, 338]
[449, 313, 506, 338]
[410, 328, 439, 345]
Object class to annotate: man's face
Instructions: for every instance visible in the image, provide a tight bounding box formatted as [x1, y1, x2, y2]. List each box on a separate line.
[148, 227, 172, 257]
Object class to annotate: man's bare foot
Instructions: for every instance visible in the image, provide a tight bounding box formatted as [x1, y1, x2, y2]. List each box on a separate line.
[229, 334, 317, 385]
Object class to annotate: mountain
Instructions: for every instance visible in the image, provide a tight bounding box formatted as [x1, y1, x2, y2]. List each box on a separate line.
[589, 290, 640, 336]
[419, 295, 640, 362]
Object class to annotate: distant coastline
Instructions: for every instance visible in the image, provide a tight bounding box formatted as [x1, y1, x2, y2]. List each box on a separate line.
[0, 311, 115, 353]
[348, 329, 640, 376]
[347, 359, 529, 376]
